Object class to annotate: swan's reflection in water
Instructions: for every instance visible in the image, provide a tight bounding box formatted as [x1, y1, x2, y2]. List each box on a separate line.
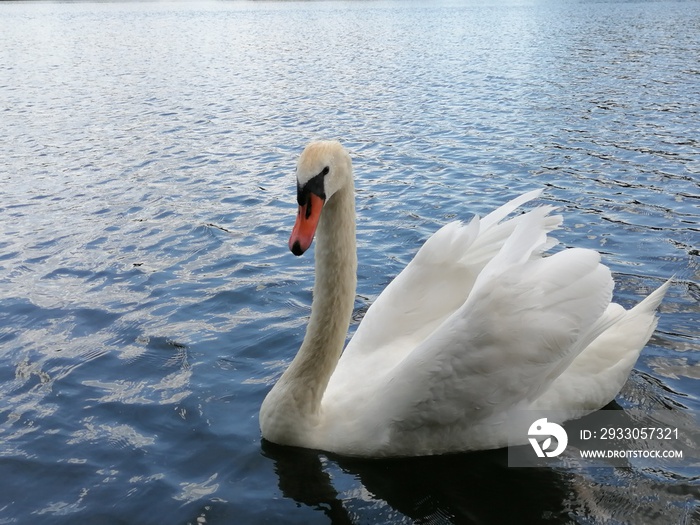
[262, 439, 570, 524]
[262, 400, 700, 524]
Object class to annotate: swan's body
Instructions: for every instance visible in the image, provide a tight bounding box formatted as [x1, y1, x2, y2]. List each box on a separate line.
[260, 140, 670, 457]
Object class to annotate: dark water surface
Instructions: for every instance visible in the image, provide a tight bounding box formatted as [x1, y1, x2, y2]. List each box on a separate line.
[1, 1, 699, 523]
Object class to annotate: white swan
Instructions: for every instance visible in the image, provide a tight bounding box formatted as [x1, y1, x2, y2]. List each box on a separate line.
[260, 140, 670, 457]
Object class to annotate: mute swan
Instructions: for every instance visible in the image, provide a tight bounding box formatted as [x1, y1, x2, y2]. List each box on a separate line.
[259, 140, 670, 457]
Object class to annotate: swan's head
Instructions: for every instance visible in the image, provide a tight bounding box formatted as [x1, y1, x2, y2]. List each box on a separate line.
[289, 141, 352, 256]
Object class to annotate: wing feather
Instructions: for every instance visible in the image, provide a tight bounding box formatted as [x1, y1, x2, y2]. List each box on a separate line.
[371, 211, 614, 439]
[339, 191, 560, 366]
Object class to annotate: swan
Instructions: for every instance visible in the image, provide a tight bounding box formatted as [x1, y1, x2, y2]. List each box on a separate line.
[259, 140, 670, 457]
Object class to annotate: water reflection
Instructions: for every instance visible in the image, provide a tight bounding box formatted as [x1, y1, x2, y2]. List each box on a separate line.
[262, 439, 571, 524]
[262, 400, 700, 524]
[264, 440, 700, 524]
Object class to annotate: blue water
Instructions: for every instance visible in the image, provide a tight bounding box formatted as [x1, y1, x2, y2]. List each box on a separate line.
[1, 0, 698, 523]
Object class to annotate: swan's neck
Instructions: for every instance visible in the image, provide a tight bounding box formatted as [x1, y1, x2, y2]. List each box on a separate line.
[261, 181, 357, 443]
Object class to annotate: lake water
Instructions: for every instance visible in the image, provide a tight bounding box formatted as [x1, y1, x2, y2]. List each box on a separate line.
[1, 0, 699, 523]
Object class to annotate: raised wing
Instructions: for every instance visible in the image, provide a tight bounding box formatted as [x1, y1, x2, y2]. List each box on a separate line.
[338, 189, 560, 369]
[369, 209, 615, 449]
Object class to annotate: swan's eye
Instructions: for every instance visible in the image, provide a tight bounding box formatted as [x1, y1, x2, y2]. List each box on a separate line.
[321, 166, 329, 176]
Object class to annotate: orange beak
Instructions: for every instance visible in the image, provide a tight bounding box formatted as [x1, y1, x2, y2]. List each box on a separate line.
[289, 193, 324, 256]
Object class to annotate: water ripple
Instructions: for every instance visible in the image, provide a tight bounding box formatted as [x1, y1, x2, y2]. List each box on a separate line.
[0, 1, 698, 523]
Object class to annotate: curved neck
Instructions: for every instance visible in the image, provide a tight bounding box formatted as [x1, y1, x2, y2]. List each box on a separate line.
[264, 179, 357, 431]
